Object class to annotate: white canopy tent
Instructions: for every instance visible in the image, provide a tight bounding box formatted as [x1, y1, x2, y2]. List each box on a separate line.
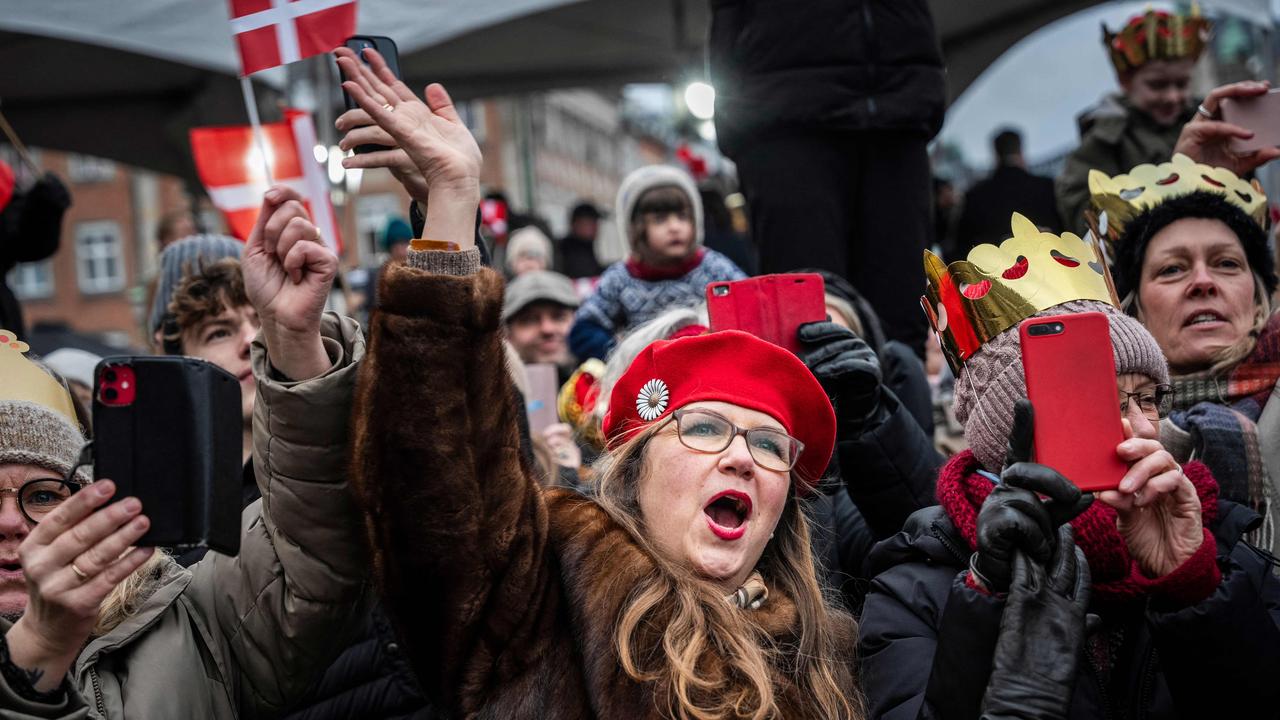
[1, 0, 1273, 181]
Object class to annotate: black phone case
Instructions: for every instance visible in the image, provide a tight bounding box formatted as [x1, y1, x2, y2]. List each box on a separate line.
[339, 35, 401, 154]
[93, 357, 243, 556]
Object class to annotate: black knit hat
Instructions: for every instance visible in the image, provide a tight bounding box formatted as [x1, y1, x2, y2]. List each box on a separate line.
[1112, 190, 1276, 301]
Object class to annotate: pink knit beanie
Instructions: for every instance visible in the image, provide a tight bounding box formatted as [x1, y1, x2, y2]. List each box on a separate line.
[952, 300, 1169, 473]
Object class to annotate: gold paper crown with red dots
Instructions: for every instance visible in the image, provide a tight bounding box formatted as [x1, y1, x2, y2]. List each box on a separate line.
[1088, 153, 1267, 253]
[922, 215, 1119, 373]
[0, 329, 79, 424]
[1104, 6, 1211, 74]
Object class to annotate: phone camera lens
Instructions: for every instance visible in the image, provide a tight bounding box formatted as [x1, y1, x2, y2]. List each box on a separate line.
[105, 370, 117, 382]
[104, 388, 118, 401]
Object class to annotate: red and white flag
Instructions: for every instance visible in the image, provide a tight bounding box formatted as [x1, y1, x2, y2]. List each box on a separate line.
[227, 0, 356, 76]
[190, 109, 342, 254]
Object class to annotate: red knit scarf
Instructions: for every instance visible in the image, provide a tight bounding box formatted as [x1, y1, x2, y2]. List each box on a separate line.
[625, 248, 706, 280]
[936, 450, 1220, 608]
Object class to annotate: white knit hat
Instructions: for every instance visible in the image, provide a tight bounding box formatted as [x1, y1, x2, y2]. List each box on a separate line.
[614, 165, 704, 251]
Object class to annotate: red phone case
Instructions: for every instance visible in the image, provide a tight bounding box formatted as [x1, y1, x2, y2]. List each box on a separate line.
[1019, 312, 1129, 492]
[706, 274, 827, 355]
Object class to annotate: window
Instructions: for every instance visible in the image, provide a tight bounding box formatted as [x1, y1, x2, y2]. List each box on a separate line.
[6, 261, 54, 299]
[67, 154, 117, 183]
[75, 221, 126, 294]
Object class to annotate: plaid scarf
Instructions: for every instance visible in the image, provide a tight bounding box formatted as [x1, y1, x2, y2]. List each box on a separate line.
[1167, 313, 1280, 552]
[1169, 313, 1280, 415]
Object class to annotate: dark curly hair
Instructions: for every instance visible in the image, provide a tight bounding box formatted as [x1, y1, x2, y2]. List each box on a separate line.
[1112, 190, 1276, 301]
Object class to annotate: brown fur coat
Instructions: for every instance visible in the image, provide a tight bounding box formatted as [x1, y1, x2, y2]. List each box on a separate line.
[351, 260, 856, 719]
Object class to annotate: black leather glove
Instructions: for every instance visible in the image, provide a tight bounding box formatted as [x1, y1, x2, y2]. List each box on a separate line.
[981, 526, 1091, 720]
[971, 401, 1093, 592]
[797, 321, 882, 432]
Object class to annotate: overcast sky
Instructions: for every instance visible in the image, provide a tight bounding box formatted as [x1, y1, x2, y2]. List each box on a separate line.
[939, 1, 1159, 170]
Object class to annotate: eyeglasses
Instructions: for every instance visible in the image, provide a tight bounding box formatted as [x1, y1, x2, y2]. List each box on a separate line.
[665, 408, 804, 472]
[1119, 384, 1175, 421]
[0, 479, 82, 525]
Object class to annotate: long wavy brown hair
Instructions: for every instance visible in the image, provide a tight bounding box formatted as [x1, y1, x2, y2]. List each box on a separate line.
[592, 423, 863, 720]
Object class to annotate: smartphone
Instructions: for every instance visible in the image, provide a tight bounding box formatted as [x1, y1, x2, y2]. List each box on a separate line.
[706, 273, 827, 356]
[93, 357, 243, 555]
[339, 35, 402, 153]
[524, 363, 560, 434]
[1222, 89, 1280, 154]
[1020, 312, 1129, 492]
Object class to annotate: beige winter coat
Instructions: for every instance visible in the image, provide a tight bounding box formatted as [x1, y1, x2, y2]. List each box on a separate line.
[0, 314, 368, 719]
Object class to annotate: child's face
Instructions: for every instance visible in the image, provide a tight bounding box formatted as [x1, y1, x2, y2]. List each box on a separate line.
[641, 209, 695, 262]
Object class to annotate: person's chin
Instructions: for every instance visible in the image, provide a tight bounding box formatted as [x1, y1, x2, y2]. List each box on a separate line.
[0, 587, 28, 622]
[689, 539, 749, 584]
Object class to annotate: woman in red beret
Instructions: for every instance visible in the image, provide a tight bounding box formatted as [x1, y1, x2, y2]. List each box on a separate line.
[336, 49, 861, 720]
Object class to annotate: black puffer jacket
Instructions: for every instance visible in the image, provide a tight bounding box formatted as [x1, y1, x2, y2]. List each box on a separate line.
[284, 608, 435, 720]
[708, 0, 947, 156]
[859, 501, 1280, 719]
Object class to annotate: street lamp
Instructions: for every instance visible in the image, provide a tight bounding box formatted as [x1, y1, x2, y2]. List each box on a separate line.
[684, 81, 716, 121]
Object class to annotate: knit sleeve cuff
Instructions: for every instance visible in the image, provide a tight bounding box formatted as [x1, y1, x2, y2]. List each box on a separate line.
[1135, 527, 1221, 610]
[407, 246, 482, 276]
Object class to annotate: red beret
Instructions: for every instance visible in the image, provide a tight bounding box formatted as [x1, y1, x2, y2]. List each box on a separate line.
[602, 330, 835, 491]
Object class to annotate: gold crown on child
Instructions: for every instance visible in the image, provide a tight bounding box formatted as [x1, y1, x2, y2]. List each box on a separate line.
[1104, 6, 1211, 74]
[922, 215, 1119, 373]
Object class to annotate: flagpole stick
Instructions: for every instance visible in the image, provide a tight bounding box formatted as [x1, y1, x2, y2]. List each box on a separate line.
[239, 76, 275, 185]
[0, 108, 41, 176]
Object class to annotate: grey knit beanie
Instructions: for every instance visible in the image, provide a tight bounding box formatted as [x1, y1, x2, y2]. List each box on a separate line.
[149, 234, 243, 336]
[0, 401, 90, 484]
[953, 300, 1169, 473]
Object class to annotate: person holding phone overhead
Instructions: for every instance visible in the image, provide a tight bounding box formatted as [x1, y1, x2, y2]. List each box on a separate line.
[0, 187, 371, 719]
[858, 215, 1280, 719]
[1091, 154, 1280, 558]
[335, 49, 861, 719]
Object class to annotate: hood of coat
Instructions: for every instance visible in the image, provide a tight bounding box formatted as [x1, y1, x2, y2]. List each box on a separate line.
[863, 506, 967, 580]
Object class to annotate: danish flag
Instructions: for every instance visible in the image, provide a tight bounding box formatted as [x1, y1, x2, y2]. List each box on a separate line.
[227, 0, 357, 75]
[189, 109, 342, 253]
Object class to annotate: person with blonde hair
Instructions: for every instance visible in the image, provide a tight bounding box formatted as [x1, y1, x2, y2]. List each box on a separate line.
[336, 46, 862, 720]
[0, 186, 369, 718]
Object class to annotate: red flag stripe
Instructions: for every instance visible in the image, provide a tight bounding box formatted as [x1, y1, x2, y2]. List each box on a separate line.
[227, 0, 355, 75]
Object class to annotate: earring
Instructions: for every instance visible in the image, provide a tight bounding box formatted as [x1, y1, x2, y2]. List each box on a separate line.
[769, 532, 775, 540]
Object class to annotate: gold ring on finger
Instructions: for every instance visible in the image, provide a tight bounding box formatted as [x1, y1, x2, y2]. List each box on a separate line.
[382, 103, 394, 112]
[71, 562, 90, 582]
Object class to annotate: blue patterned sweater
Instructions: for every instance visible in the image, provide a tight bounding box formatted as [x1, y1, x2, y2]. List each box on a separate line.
[569, 249, 746, 360]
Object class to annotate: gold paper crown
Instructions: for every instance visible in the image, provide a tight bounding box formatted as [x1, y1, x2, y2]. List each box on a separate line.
[1088, 153, 1267, 252]
[1104, 6, 1211, 74]
[0, 329, 78, 424]
[922, 215, 1119, 373]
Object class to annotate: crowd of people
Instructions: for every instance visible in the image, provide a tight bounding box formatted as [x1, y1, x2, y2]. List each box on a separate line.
[2, 5, 1280, 719]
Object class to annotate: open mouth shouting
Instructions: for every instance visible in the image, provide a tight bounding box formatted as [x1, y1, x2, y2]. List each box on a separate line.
[704, 489, 753, 541]
[1182, 309, 1227, 329]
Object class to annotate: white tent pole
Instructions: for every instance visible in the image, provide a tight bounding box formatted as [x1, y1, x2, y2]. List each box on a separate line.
[240, 76, 275, 185]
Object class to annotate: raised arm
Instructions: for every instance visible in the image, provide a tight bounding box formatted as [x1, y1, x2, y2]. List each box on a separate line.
[185, 186, 370, 716]
[336, 48, 559, 714]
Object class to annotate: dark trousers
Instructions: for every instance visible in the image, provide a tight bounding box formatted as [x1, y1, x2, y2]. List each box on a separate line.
[734, 130, 932, 356]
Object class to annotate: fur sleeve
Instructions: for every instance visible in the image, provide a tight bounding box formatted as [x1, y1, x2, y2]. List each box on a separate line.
[350, 261, 559, 713]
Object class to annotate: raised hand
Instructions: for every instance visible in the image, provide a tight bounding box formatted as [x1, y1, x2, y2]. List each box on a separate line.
[1097, 420, 1203, 578]
[797, 321, 883, 432]
[1176, 80, 1280, 176]
[335, 105, 431, 205]
[971, 401, 1093, 592]
[7, 480, 153, 691]
[241, 186, 337, 381]
[335, 47, 480, 247]
[981, 528, 1090, 720]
